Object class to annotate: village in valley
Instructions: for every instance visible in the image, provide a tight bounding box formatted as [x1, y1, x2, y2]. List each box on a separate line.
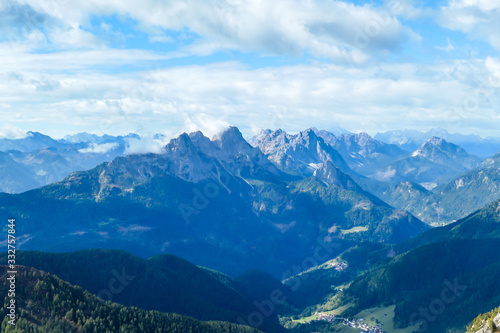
[316, 313, 384, 333]
[297, 260, 384, 332]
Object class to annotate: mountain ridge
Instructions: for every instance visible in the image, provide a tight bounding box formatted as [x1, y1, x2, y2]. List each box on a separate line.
[0, 127, 428, 277]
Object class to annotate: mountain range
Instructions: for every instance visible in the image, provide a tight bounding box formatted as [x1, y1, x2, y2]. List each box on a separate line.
[3, 125, 500, 332]
[0, 127, 428, 277]
[0, 131, 142, 193]
[250, 128, 496, 225]
[375, 128, 500, 158]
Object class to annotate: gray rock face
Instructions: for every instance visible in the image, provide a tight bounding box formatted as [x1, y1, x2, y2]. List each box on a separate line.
[250, 128, 350, 176]
[315, 130, 407, 174]
[99, 127, 283, 191]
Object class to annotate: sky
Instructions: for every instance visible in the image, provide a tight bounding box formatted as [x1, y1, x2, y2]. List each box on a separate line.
[1, 0, 500, 139]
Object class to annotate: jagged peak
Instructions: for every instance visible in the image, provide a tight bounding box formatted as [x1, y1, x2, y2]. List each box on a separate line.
[211, 126, 252, 152]
[165, 132, 196, 152]
[427, 136, 444, 144]
[297, 128, 320, 142]
[212, 126, 245, 143]
[188, 130, 206, 141]
[301, 128, 317, 136]
[256, 128, 285, 139]
[357, 132, 372, 139]
[259, 128, 273, 135]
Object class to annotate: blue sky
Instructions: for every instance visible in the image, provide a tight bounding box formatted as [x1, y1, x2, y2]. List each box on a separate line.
[1, 0, 500, 140]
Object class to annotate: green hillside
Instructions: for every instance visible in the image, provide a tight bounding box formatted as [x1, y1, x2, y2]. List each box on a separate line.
[342, 239, 500, 332]
[0, 265, 262, 333]
[374, 164, 500, 225]
[0, 249, 287, 333]
[281, 242, 392, 310]
[398, 199, 500, 252]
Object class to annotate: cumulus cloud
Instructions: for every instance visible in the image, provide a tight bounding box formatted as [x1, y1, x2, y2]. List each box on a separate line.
[438, 0, 500, 50]
[4, 0, 414, 62]
[78, 142, 119, 154]
[384, 0, 432, 20]
[124, 136, 168, 155]
[2, 0, 500, 139]
[0, 125, 28, 139]
[183, 113, 231, 139]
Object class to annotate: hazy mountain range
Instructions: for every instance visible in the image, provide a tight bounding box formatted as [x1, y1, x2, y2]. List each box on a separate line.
[0, 131, 142, 193]
[375, 128, 500, 158]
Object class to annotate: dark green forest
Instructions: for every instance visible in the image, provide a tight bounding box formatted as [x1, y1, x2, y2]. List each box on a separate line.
[0, 249, 287, 333]
[0, 265, 262, 333]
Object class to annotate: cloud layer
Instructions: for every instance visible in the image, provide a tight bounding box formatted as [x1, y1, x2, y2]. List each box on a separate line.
[1, 0, 500, 139]
[4, 0, 415, 62]
[2, 58, 500, 137]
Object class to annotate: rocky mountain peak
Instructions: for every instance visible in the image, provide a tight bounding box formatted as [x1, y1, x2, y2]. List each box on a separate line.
[425, 136, 447, 147]
[212, 126, 248, 150]
[413, 136, 464, 158]
[356, 132, 372, 144]
[250, 128, 351, 177]
[299, 128, 318, 139]
[313, 161, 358, 190]
[408, 136, 482, 173]
[166, 132, 196, 153]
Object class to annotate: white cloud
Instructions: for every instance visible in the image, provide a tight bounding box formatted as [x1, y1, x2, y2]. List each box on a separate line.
[374, 166, 397, 181]
[124, 137, 167, 155]
[484, 57, 500, 87]
[5, 0, 415, 63]
[183, 113, 231, 139]
[439, 0, 500, 50]
[384, 0, 432, 20]
[79, 142, 119, 154]
[149, 34, 174, 43]
[0, 48, 168, 72]
[48, 25, 103, 49]
[0, 125, 28, 139]
[2, 58, 500, 138]
[2, 0, 500, 138]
